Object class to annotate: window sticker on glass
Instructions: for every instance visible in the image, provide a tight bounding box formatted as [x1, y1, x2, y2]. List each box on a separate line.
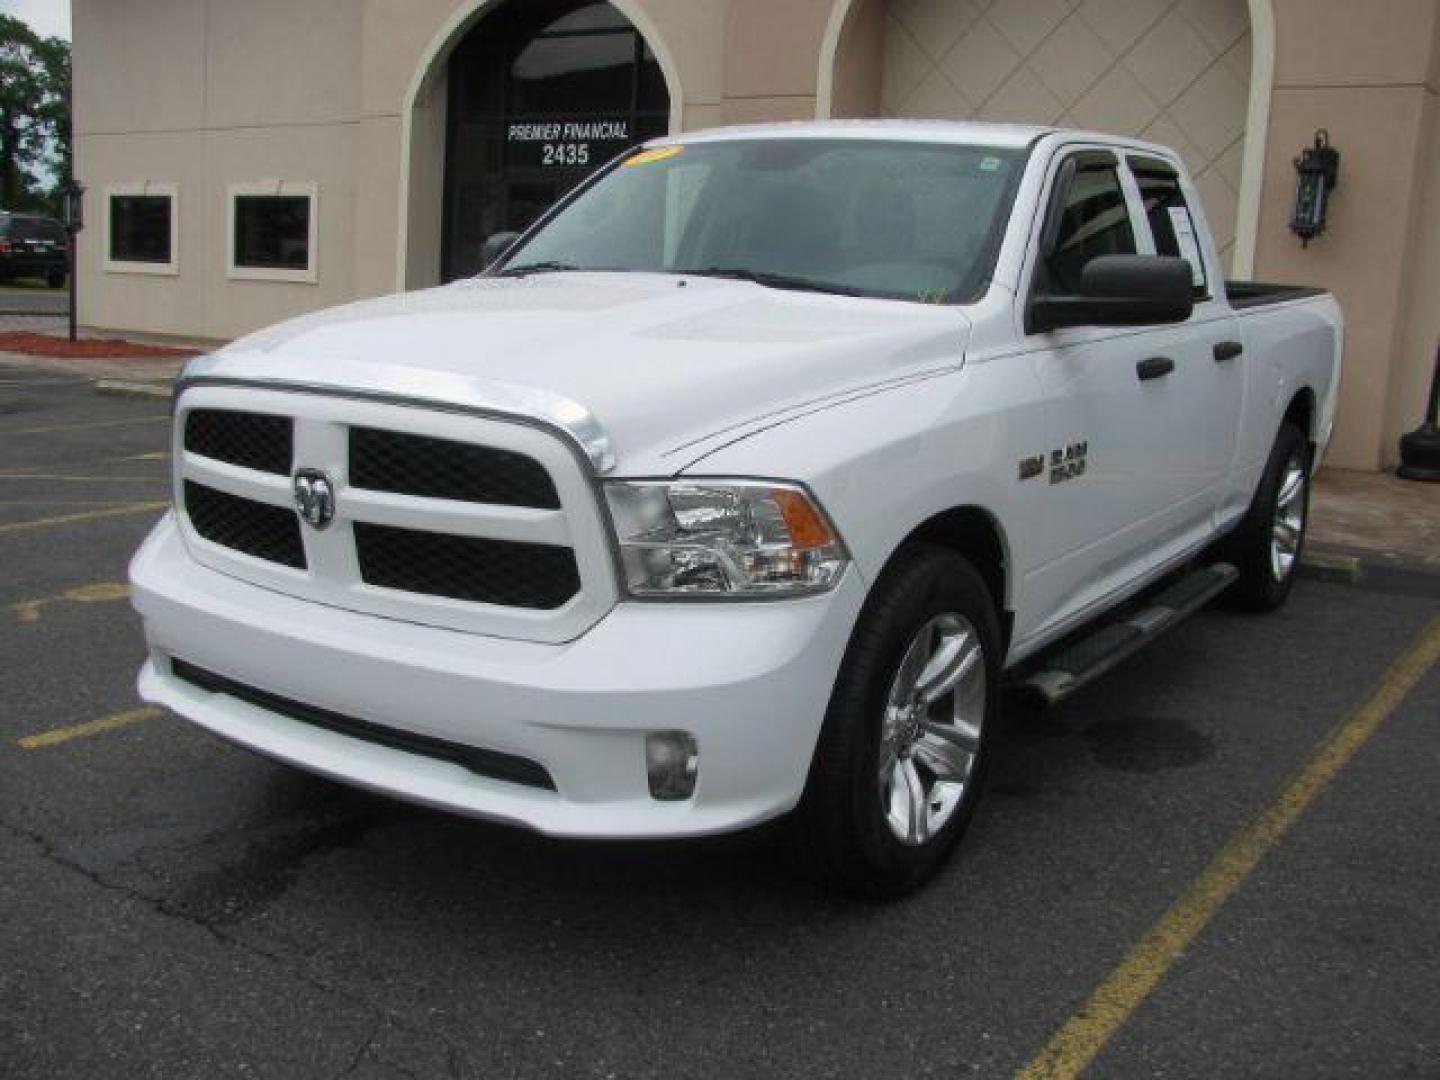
[980, 156, 1002, 172]
[1167, 205, 1206, 288]
[625, 146, 684, 167]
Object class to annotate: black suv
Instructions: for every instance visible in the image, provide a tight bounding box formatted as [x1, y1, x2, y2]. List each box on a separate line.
[0, 212, 68, 287]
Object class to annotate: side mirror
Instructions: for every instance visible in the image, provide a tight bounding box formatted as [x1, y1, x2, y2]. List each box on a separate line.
[1028, 255, 1194, 334]
[481, 230, 521, 271]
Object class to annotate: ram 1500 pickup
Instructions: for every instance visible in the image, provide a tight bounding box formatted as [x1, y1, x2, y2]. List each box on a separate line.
[130, 122, 1342, 896]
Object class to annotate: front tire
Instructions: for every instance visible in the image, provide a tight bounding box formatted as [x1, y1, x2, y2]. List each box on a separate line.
[1223, 423, 1311, 611]
[46, 269, 67, 289]
[794, 546, 1001, 898]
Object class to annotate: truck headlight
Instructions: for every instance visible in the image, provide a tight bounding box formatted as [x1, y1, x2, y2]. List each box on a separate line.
[603, 480, 848, 597]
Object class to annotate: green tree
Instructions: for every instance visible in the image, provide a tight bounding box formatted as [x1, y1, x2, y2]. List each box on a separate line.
[0, 14, 71, 213]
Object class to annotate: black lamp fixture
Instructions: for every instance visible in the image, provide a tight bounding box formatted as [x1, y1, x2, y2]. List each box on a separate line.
[1397, 344, 1440, 482]
[61, 178, 85, 232]
[1290, 130, 1339, 247]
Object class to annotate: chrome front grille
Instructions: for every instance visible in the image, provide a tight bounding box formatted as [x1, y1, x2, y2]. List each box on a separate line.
[173, 385, 619, 643]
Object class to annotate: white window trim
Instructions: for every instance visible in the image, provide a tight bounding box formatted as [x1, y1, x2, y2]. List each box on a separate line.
[103, 182, 179, 276]
[227, 181, 319, 284]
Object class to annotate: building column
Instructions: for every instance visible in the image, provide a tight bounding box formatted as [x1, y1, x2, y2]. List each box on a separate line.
[1253, 0, 1440, 470]
[720, 0, 834, 124]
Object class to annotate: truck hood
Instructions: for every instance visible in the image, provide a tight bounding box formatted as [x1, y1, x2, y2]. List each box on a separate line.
[188, 273, 971, 474]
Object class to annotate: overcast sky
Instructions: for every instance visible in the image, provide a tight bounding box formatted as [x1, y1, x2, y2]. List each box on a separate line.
[1, 0, 70, 40]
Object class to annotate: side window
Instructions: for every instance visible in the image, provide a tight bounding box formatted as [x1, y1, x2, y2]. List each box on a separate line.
[1036, 154, 1136, 297]
[1129, 157, 1208, 297]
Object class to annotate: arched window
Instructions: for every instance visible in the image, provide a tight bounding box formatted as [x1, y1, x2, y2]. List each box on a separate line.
[442, 0, 671, 280]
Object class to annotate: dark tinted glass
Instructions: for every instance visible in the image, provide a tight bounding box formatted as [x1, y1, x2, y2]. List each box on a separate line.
[234, 195, 310, 270]
[1131, 161, 1208, 296]
[1040, 161, 1135, 295]
[546, 3, 628, 31]
[509, 33, 635, 114]
[441, 0, 670, 280]
[109, 196, 172, 264]
[6, 216, 64, 241]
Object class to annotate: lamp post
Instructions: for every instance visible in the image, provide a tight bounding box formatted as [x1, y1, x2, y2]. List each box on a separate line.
[60, 179, 85, 343]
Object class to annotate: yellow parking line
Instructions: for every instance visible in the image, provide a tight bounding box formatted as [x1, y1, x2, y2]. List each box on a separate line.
[1018, 615, 1440, 1080]
[0, 415, 169, 436]
[12, 581, 131, 623]
[17, 707, 162, 750]
[0, 500, 153, 506]
[0, 501, 169, 535]
[0, 450, 169, 474]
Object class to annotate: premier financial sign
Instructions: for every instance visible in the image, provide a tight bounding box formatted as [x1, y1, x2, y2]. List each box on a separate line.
[507, 119, 633, 167]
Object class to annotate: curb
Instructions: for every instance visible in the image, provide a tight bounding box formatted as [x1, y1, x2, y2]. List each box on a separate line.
[94, 378, 173, 400]
[1298, 549, 1364, 584]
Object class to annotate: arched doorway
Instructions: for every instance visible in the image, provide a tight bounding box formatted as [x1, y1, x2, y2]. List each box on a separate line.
[438, 0, 672, 281]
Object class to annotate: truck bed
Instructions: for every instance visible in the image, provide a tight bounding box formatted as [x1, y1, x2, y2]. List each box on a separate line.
[1226, 281, 1329, 311]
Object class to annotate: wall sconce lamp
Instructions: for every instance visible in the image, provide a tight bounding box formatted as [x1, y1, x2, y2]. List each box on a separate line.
[1290, 129, 1339, 247]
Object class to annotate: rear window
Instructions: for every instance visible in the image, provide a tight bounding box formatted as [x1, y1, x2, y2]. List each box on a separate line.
[2, 217, 64, 242]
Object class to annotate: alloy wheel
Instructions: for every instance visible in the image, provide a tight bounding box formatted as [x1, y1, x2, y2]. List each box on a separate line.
[1270, 452, 1307, 581]
[878, 613, 986, 847]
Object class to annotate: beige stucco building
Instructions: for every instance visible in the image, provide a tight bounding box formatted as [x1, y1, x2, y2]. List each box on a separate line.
[73, 0, 1440, 471]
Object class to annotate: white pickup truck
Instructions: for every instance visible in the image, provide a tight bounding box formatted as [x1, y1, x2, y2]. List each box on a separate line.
[130, 121, 1342, 896]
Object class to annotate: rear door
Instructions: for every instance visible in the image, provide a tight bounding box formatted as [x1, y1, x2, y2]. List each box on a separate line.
[1126, 155, 1243, 515]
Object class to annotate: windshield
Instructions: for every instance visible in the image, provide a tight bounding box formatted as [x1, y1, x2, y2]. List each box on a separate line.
[496, 139, 1027, 303]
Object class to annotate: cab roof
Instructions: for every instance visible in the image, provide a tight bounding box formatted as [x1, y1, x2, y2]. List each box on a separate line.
[656, 119, 1055, 150]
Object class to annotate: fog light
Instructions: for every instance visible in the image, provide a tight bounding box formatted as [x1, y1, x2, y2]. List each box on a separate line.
[645, 731, 698, 801]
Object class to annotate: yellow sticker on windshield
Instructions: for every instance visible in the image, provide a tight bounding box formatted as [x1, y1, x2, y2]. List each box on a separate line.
[624, 146, 684, 167]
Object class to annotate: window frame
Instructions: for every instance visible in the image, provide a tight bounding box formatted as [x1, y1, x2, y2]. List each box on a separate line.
[104, 183, 179, 276]
[226, 181, 319, 284]
[1020, 146, 1149, 337]
[1031, 149, 1139, 300]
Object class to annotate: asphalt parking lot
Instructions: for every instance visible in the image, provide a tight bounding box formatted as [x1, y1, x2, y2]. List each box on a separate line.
[0, 282, 69, 317]
[3, 363, 1438, 1079]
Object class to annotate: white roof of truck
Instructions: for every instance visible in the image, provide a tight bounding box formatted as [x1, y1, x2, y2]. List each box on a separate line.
[659, 119, 1055, 150]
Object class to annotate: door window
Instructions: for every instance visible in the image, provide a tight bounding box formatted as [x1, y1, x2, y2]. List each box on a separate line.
[1129, 157, 1209, 296]
[1035, 153, 1136, 297]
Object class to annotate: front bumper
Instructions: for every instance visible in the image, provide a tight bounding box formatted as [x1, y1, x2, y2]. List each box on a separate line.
[131, 513, 865, 838]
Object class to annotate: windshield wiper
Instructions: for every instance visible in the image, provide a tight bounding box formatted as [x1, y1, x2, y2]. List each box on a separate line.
[687, 267, 869, 297]
[496, 261, 582, 277]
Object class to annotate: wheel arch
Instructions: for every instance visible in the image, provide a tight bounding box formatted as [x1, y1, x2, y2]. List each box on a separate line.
[886, 505, 1013, 651]
[1283, 386, 1317, 445]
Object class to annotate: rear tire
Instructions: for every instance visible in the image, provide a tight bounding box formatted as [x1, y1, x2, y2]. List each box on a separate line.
[46, 269, 66, 289]
[794, 545, 1001, 899]
[1222, 423, 1311, 612]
